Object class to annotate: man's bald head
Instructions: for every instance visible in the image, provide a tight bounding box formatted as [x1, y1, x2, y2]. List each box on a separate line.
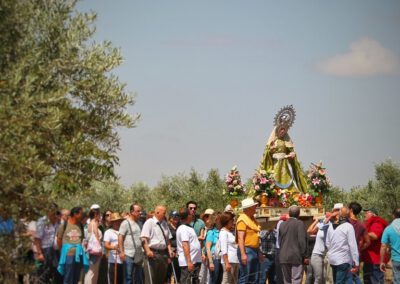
[154, 205, 167, 222]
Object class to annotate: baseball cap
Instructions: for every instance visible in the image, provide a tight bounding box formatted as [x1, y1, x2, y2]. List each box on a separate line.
[204, 208, 215, 215]
[90, 204, 100, 210]
[224, 204, 234, 213]
[169, 210, 180, 218]
[363, 207, 378, 215]
[333, 203, 343, 210]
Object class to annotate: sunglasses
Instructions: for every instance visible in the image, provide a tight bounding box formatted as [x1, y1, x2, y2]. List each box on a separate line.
[189, 207, 197, 210]
[105, 213, 111, 217]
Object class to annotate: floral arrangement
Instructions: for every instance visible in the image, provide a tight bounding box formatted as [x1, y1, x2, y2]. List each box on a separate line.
[308, 161, 331, 193]
[252, 169, 275, 196]
[297, 193, 314, 207]
[225, 166, 245, 196]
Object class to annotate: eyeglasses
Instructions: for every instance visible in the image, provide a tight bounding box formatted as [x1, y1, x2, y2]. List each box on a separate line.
[189, 207, 197, 210]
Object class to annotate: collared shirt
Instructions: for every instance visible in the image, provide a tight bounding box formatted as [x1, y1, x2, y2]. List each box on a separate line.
[236, 214, 260, 249]
[140, 216, 172, 250]
[36, 216, 59, 249]
[326, 222, 359, 266]
[260, 230, 276, 257]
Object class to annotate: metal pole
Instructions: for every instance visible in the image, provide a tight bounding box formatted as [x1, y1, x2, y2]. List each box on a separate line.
[114, 259, 117, 284]
[170, 259, 178, 284]
[146, 258, 153, 284]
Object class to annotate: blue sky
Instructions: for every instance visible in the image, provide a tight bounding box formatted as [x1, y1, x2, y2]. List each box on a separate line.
[78, 1, 400, 190]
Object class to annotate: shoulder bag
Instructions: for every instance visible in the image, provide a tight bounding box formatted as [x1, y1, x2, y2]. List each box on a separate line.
[127, 220, 144, 265]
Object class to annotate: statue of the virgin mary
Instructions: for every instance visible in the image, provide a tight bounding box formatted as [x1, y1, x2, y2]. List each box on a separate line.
[259, 105, 308, 193]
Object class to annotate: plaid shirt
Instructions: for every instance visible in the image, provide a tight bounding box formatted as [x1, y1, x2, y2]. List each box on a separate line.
[260, 230, 276, 257]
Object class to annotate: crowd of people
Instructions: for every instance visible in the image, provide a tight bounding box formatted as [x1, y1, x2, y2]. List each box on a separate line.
[3, 198, 400, 284]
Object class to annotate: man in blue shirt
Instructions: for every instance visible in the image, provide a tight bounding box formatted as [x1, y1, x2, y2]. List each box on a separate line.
[380, 208, 400, 284]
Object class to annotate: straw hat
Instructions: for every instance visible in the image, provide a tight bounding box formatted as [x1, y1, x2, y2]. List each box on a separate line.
[241, 198, 258, 209]
[109, 212, 124, 222]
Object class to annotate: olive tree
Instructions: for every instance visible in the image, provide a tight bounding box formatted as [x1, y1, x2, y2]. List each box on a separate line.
[0, 0, 138, 279]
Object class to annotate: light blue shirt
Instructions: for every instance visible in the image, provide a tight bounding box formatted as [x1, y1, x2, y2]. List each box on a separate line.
[206, 227, 219, 254]
[381, 219, 400, 262]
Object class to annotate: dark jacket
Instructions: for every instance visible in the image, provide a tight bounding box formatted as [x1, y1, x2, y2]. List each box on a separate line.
[279, 217, 308, 265]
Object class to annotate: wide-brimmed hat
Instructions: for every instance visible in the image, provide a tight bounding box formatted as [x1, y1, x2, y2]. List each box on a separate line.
[109, 212, 124, 222]
[241, 198, 258, 209]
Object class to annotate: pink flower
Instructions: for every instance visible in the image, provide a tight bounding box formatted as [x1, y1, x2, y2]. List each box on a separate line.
[255, 185, 260, 190]
[319, 169, 325, 175]
[312, 178, 320, 186]
[260, 177, 267, 184]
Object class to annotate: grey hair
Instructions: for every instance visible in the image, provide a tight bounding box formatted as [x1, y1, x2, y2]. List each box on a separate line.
[288, 205, 300, 218]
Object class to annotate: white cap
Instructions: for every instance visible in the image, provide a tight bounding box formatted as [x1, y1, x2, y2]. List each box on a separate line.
[204, 208, 215, 215]
[333, 203, 343, 210]
[224, 204, 234, 213]
[90, 204, 100, 210]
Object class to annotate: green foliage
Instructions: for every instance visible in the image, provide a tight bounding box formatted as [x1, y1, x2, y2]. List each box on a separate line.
[323, 160, 400, 221]
[142, 168, 230, 213]
[55, 169, 229, 216]
[57, 180, 133, 213]
[0, 0, 138, 280]
[0, 0, 138, 219]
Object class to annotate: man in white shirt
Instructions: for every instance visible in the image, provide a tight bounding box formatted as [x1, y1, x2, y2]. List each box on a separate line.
[326, 207, 359, 284]
[176, 208, 202, 284]
[141, 205, 173, 284]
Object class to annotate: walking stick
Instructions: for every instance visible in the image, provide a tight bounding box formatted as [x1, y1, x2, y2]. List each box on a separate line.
[114, 258, 117, 284]
[170, 258, 178, 284]
[146, 257, 154, 284]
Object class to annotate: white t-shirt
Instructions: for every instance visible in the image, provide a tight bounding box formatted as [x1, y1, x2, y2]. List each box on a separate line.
[104, 229, 122, 264]
[176, 224, 202, 266]
[219, 228, 239, 264]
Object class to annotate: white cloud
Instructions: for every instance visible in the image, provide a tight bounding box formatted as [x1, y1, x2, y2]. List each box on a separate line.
[317, 37, 400, 77]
